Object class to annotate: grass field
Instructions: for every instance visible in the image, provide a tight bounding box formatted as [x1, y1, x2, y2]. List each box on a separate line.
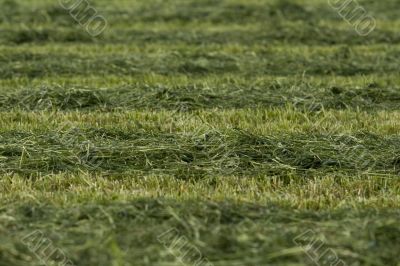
[1, 0, 400, 265]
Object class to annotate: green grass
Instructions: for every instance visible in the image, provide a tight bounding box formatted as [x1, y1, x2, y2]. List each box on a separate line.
[1, 118, 400, 177]
[1, 0, 400, 265]
[1, 199, 400, 266]
[2, 44, 400, 78]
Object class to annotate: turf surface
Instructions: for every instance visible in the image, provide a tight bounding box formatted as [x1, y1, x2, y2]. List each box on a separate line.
[1, 0, 399, 265]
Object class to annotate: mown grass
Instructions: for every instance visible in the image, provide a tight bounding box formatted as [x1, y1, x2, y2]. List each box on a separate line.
[1, 0, 400, 265]
[1, 108, 399, 265]
[1, 0, 400, 46]
[2, 80, 400, 111]
[4, 23, 400, 45]
[0, 108, 399, 177]
[2, 44, 400, 78]
[1, 125, 400, 177]
[1, 198, 400, 266]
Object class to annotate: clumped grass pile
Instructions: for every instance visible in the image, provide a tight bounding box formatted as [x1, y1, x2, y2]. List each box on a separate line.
[1, 0, 400, 265]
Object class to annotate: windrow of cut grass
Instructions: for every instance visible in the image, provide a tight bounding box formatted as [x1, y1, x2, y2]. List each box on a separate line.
[1, 199, 399, 266]
[1, 126, 400, 177]
[2, 44, 400, 78]
[4, 22, 400, 45]
[1, 0, 400, 45]
[1, 82, 400, 111]
[0, 0, 387, 25]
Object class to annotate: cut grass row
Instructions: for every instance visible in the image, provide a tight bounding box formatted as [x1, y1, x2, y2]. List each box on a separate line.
[0, 107, 398, 179]
[2, 0, 399, 24]
[2, 0, 400, 47]
[4, 22, 400, 47]
[1, 198, 399, 266]
[1, 116, 400, 177]
[2, 44, 400, 78]
[1, 84, 400, 111]
[4, 23, 400, 46]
